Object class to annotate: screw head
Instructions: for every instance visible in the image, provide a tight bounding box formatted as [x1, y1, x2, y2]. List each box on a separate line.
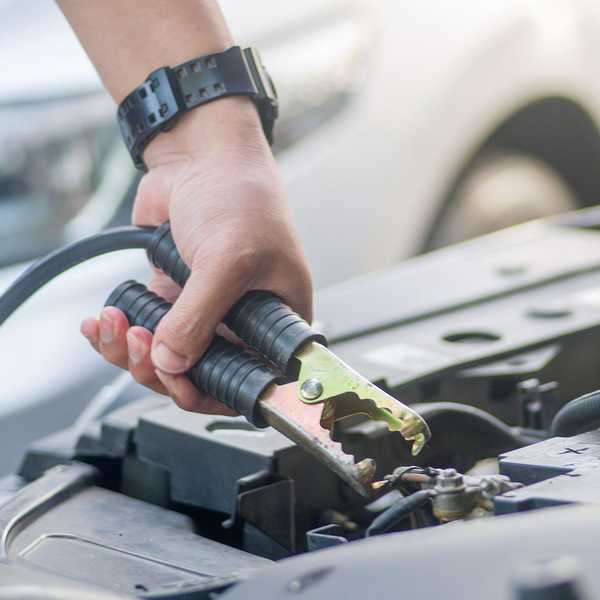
[300, 378, 323, 400]
[441, 468, 457, 477]
[435, 468, 465, 492]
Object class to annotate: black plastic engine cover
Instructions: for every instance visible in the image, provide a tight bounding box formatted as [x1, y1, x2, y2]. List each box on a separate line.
[0, 462, 270, 598]
[496, 430, 600, 513]
[223, 503, 600, 600]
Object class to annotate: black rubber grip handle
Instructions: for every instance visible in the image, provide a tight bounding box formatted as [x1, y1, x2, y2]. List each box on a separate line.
[106, 280, 283, 427]
[146, 222, 190, 288]
[224, 291, 326, 373]
[146, 222, 327, 372]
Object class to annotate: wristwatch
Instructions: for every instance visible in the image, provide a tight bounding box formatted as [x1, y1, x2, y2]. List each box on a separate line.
[117, 46, 278, 170]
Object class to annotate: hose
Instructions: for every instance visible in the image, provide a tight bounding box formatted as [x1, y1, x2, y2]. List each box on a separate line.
[365, 490, 433, 537]
[413, 402, 536, 446]
[551, 390, 600, 437]
[0, 226, 152, 327]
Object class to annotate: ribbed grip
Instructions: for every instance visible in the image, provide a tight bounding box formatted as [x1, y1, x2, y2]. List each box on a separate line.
[146, 222, 190, 288]
[146, 222, 327, 373]
[225, 291, 327, 373]
[106, 280, 171, 332]
[105, 280, 282, 427]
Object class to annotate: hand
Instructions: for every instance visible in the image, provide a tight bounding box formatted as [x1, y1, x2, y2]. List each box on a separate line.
[81, 97, 313, 414]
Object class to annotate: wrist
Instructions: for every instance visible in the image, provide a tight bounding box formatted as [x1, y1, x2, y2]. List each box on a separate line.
[143, 96, 267, 170]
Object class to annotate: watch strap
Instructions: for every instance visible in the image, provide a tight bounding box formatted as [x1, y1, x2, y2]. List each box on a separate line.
[117, 46, 278, 170]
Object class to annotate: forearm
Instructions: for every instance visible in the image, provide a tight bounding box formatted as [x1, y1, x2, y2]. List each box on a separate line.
[57, 0, 263, 168]
[66, 0, 312, 393]
[57, 0, 233, 103]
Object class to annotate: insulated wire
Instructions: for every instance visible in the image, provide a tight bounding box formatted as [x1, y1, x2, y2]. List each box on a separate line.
[365, 490, 433, 537]
[0, 226, 153, 327]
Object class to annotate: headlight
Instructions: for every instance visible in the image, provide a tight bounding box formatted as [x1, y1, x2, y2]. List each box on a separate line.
[0, 91, 133, 266]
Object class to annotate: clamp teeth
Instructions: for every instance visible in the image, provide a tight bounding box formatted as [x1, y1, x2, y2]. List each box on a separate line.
[259, 383, 375, 496]
[295, 343, 431, 457]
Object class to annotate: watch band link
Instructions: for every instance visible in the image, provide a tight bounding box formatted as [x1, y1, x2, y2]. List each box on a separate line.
[117, 46, 278, 170]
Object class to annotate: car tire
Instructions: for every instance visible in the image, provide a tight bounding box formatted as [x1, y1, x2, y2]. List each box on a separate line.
[426, 152, 580, 250]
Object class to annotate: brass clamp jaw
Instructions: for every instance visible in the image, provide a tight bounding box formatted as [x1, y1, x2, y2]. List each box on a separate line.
[262, 342, 430, 496]
[296, 342, 429, 454]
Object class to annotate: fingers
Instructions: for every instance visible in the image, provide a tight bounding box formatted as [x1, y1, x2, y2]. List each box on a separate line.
[80, 312, 233, 412]
[98, 307, 130, 367]
[155, 370, 237, 416]
[80, 311, 166, 394]
[151, 254, 253, 374]
[126, 327, 168, 395]
[80, 317, 99, 352]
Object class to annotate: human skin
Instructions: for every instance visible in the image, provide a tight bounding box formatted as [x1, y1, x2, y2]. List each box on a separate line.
[58, 0, 313, 414]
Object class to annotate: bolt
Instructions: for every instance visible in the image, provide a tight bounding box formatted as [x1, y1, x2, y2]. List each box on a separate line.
[300, 378, 323, 400]
[434, 468, 465, 492]
[354, 458, 376, 483]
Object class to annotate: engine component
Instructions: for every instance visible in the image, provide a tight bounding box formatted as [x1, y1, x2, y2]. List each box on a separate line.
[365, 489, 433, 536]
[0, 462, 270, 597]
[226, 506, 600, 600]
[427, 468, 521, 521]
[518, 378, 561, 432]
[317, 216, 600, 429]
[18, 393, 371, 559]
[307, 464, 522, 547]
[497, 429, 600, 513]
[381, 466, 521, 522]
[551, 389, 600, 437]
[515, 557, 589, 600]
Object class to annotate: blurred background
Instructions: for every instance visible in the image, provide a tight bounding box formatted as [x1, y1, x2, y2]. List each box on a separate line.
[3, 0, 600, 472]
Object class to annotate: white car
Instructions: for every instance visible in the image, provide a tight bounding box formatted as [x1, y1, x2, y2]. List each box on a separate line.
[3, 0, 600, 472]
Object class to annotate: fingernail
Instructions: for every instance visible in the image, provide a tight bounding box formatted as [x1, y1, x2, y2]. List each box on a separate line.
[80, 317, 95, 339]
[152, 343, 188, 373]
[127, 331, 146, 365]
[99, 310, 114, 344]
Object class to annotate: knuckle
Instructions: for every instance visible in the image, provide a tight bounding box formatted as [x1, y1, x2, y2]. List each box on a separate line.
[159, 315, 202, 353]
[230, 245, 261, 276]
[195, 239, 261, 279]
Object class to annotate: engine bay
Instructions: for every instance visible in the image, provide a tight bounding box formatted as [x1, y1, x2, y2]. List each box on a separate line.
[4, 210, 600, 599]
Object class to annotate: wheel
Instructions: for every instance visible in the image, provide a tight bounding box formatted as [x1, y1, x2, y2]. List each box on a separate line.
[426, 152, 580, 250]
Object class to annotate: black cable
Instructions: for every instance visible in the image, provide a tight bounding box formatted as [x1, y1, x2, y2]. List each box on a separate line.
[365, 490, 433, 537]
[0, 226, 153, 327]
[413, 402, 536, 448]
[551, 389, 600, 437]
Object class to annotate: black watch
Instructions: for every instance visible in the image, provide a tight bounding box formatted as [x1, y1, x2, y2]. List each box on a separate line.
[117, 46, 278, 170]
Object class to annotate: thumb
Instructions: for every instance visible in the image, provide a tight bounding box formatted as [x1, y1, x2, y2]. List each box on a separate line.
[150, 256, 252, 374]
